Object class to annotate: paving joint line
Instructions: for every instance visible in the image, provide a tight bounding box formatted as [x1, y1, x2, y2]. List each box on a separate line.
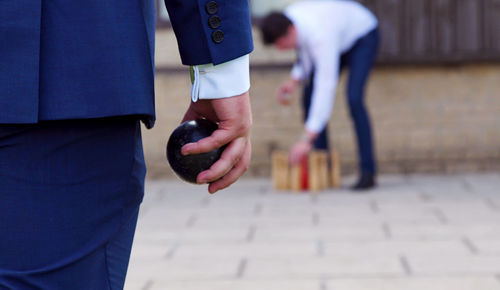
[462, 237, 479, 254]
[313, 212, 320, 226]
[186, 214, 198, 227]
[495, 274, 500, 284]
[399, 255, 413, 276]
[246, 225, 256, 242]
[141, 280, 154, 290]
[236, 258, 247, 279]
[484, 197, 499, 211]
[369, 200, 379, 213]
[316, 240, 325, 257]
[253, 203, 263, 216]
[200, 196, 211, 207]
[418, 190, 432, 203]
[150, 188, 166, 203]
[141, 188, 167, 214]
[432, 208, 448, 224]
[461, 178, 474, 193]
[382, 222, 392, 239]
[164, 241, 179, 259]
[319, 274, 328, 290]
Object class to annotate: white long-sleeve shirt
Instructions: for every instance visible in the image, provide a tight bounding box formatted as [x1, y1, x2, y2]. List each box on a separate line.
[285, 0, 378, 133]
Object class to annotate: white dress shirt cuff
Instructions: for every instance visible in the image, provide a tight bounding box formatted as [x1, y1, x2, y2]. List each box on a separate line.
[305, 120, 323, 134]
[190, 54, 250, 102]
[290, 63, 305, 81]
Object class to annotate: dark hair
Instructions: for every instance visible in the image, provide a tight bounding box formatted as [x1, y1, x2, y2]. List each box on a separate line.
[259, 12, 293, 45]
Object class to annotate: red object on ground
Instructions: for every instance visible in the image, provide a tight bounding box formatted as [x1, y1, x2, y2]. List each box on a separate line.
[300, 156, 308, 190]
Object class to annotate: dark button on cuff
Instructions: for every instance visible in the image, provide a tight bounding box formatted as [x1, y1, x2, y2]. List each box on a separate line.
[208, 15, 221, 29]
[205, 1, 218, 14]
[212, 30, 224, 44]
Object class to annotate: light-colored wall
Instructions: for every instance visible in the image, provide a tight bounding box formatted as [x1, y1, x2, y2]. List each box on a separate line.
[144, 30, 500, 178]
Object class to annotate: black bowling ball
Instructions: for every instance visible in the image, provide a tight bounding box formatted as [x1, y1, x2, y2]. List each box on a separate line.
[166, 118, 225, 184]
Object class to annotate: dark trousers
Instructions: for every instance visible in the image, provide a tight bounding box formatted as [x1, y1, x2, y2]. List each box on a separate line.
[0, 117, 145, 289]
[302, 28, 379, 175]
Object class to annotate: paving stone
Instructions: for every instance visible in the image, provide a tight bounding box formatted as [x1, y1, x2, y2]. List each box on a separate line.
[317, 191, 422, 206]
[173, 242, 316, 259]
[252, 227, 319, 243]
[126, 260, 170, 287]
[390, 224, 500, 241]
[313, 214, 384, 226]
[259, 206, 317, 217]
[407, 254, 500, 275]
[370, 191, 424, 204]
[314, 225, 387, 241]
[143, 280, 320, 290]
[125, 174, 500, 289]
[471, 240, 500, 255]
[389, 224, 464, 240]
[129, 240, 174, 260]
[132, 229, 179, 242]
[194, 215, 316, 229]
[137, 210, 193, 230]
[462, 174, 500, 194]
[260, 194, 317, 208]
[327, 277, 500, 290]
[437, 204, 500, 224]
[323, 240, 470, 257]
[250, 224, 387, 243]
[313, 204, 373, 214]
[129, 258, 241, 282]
[244, 256, 404, 279]
[376, 208, 441, 224]
[172, 228, 250, 244]
[191, 218, 257, 229]
[123, 281, 149, 290]
[196, 206, 257, 215]
[460, 225, 500, 240]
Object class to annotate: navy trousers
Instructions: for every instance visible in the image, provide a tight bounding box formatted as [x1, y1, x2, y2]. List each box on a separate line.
[0, 117, 145, 289]
[302, 28, 379, 175]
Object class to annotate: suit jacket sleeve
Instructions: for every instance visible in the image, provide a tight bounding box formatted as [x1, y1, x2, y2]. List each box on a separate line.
[164, 0, 254, 66]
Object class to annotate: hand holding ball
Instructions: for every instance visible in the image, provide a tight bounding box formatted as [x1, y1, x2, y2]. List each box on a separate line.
[166, 119, 226, 184]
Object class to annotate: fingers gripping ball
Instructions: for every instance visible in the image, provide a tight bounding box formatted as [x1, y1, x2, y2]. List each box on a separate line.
[166, 119, 226, 184]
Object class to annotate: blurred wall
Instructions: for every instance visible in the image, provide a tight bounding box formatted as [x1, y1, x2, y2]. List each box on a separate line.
[144, 30, 500, 178]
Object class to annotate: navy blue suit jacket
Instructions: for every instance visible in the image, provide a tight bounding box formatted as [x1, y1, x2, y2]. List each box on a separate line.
[0, 0, 253, 128]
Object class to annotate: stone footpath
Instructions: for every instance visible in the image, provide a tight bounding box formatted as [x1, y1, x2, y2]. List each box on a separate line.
[125, 174, 500, 290]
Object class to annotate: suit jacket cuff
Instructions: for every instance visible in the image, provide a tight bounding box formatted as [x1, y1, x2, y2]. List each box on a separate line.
[190, 54, 250, 102]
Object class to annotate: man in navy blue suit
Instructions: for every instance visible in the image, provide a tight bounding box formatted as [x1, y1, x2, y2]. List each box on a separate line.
[0, 0, 253, 288]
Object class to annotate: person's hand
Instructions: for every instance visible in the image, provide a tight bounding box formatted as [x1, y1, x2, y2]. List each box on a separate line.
[276, 79, 300, 106]
[180, 91, 252, 194]
[289, 140, 312, 165]
[289, 130, 318, 164]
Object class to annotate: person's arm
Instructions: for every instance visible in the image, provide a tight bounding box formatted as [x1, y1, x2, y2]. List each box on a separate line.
[290, 62, 305, 82]
[289, 40, 340, 164]
[304, 42, 339, 134]
[180, 91, 252, 194]
[276, 44, 314, 105]
[276, 77, 300, 105]
[165, 0, 253, 65]
[290, 46, 313, 82]
[164, 0, 253, 193]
